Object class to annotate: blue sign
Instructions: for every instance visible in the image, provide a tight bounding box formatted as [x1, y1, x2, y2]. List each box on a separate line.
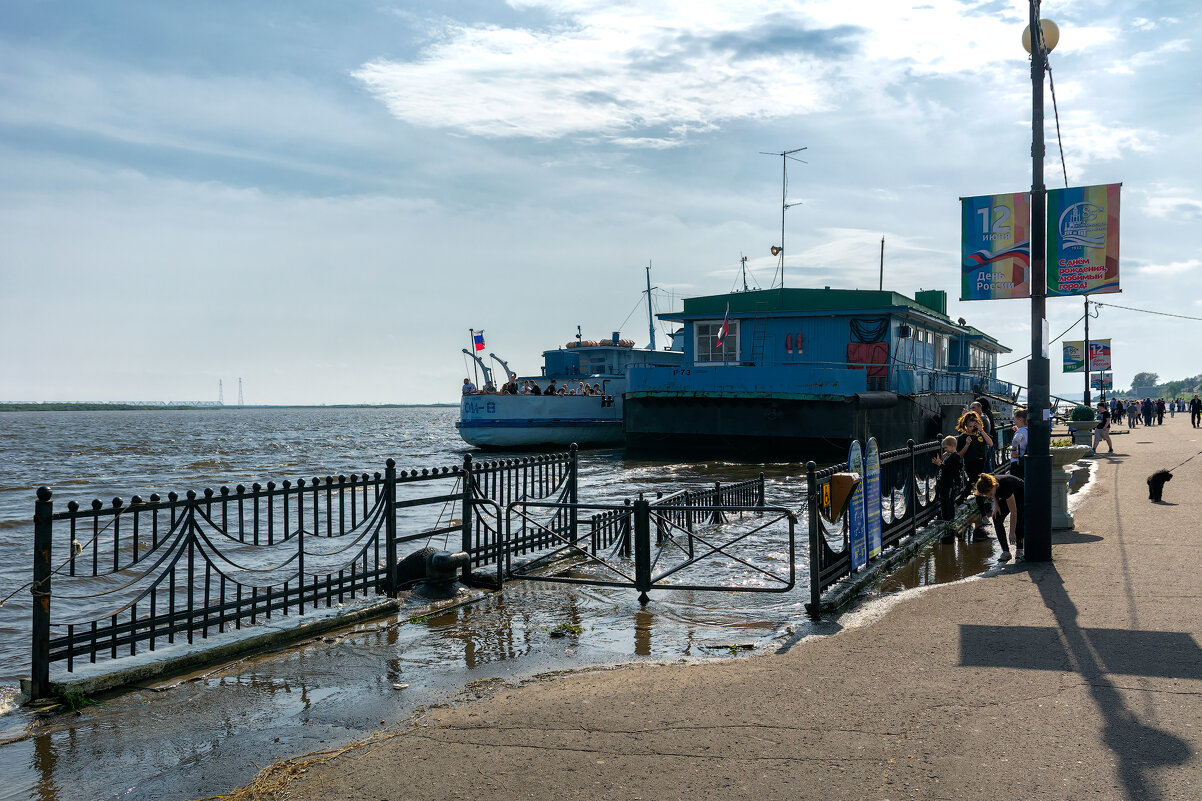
[848, 441, 867, 571]
[865, 438, 882, 560]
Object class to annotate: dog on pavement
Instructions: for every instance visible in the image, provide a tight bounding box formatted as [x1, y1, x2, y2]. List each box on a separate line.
[1147, 470, 1173, 502]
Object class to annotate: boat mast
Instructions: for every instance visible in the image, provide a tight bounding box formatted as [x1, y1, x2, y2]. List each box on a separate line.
[644, 261, 657, 350]
[760, 146, 807, 289]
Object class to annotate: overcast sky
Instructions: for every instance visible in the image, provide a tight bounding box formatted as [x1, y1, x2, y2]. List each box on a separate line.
[1, 0, 1198, 404]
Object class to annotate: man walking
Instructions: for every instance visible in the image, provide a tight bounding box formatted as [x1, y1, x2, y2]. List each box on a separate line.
[1191, 395, 1202, 428]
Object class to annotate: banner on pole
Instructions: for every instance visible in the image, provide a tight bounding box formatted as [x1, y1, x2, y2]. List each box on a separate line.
[848, 441, 867, 572]
[1047, 183, 1121, 296]
[864, 438, 882, 561]
[1088, 339, 1112, 370]
[960, 192, 1031, 300]
[1063, 341, 1085, 373]
[1064, 338, 1111, 372]
[1091, 372, 1113, 390]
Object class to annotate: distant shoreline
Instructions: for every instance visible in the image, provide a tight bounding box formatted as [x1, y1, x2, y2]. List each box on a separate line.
[0, 403, 458, 412]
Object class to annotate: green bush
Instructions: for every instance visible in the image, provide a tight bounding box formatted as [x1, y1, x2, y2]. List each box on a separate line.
[1070, 404, 1097, 422]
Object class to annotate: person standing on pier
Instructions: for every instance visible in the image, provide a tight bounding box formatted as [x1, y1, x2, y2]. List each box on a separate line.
[1009, 409, 1029, 478]
[932, 436, 963, 521]
[956, 411, 992, 500]
[1191, 395, 1202, 428]
[1093, 401, 1113, 453]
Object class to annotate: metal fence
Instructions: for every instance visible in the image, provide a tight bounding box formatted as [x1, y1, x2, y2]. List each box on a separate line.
[804, 427, 1013, 616]
[28, 448, 578, 699]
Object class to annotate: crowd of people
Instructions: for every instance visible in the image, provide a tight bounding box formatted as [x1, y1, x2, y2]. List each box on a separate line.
[1110, 395, 1202, 429]
[462, 377, 607, 397]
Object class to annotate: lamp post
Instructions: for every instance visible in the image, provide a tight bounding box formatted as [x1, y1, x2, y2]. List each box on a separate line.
[1023, 5, 1059, 563]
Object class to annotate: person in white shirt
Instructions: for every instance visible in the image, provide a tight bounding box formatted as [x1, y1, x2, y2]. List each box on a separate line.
[1009, 408, 1028, 479]
[462, 378, 477, 394]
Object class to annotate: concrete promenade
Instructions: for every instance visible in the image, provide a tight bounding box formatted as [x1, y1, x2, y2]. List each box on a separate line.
[257, 419, 1202, 801]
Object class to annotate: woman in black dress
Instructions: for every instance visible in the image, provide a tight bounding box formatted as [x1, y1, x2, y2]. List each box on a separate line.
[975, 472, 1025, 562]
[956, 411, 993, 500]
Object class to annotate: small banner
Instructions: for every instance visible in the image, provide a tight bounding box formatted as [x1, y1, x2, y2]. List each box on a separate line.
[848, 441, 867, 572]
[1047, 183, 1121, 296]
[1091, 372, 1114, 390]
[864, 438, 882, 561]
[960, 192, 1031, 300]
[1089, 339, 1112, 370]
[1063, 341, 1086, 373]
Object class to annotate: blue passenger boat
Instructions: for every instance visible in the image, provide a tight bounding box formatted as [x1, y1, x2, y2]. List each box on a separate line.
[622, 287, 1016, 457]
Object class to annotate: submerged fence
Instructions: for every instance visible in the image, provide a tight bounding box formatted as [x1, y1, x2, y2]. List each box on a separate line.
[28, 449, 578, 699]
[804, 424, 1014, 616]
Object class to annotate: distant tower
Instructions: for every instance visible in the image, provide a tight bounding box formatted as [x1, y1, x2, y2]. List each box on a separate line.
[218, 379, 224, 405]
[238, 378, 244, 406]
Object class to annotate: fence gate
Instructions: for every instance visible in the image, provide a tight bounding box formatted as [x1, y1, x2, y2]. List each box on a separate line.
[506, 499, 796, 603]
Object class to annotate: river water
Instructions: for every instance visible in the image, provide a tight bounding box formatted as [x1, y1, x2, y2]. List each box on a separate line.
[1, 406, 867, 800]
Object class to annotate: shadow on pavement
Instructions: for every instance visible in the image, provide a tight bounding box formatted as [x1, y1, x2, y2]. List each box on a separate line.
[959, 562, 1196, 801]
[1051, 530, 1103, 545]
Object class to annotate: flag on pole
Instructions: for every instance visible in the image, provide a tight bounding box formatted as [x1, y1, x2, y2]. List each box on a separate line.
[716, 304, 730, 349]
[472, 330, 486, 351]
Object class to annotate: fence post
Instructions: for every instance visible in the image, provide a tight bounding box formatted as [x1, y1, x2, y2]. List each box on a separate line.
[710, 481, 724, 524]
[758, 472, 766, 508]
[460, 454, 474, 581]
[633, 499, 651, 604]
[568, 444, 579, 544]
[384, 459, 398, 596]
[31, 487, 52, 701]
[805, 462, 821, 621]
[621, 499, 632, 557]
[907, 440, 918, 541]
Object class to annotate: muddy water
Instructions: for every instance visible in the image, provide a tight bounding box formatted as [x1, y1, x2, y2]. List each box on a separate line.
[0, 407, 1011, 800]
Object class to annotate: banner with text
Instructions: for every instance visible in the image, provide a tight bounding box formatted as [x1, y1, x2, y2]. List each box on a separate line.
[1091, 373, 1114, 390]
[1047, 183, 1122, 296]
[1063, 339, 1112, 372]
[961, 192, 1031, 300]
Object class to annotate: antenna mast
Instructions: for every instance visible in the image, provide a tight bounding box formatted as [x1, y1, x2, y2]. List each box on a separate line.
[218, 379, 224, 405]
[760, 147, 807, 289]
[644, 261, 657, 350]
[237, 377, 244, 406]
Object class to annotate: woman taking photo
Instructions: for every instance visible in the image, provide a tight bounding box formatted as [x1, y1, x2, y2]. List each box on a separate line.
[974, 472, 1025, 562]
[956, 410, 993, 499]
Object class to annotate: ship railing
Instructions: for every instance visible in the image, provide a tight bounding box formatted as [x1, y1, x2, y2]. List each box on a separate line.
[804, 437, 1012, 618]
[26, 447, 580, 699]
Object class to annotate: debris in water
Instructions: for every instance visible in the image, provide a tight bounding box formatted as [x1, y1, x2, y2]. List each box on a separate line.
[392, 683, 409, 691]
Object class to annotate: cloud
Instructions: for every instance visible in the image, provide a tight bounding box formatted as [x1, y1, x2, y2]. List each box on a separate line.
[1106, 38, 1189, 75]
[352, 0, 1117, 146]
[1138, 259, 1201, 276]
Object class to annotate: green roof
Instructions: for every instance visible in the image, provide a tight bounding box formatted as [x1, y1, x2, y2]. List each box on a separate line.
[659, 288, 1009, 351]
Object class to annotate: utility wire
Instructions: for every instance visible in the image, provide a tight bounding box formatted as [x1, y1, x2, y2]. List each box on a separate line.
[996, 312, 1086, 369]
[1092, 301, 1202, 322]
[1046, 62, 1070, 189]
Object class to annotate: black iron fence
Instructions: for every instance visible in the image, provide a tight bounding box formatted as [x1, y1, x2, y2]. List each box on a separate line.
[28, 448, 578, 699]
[804, 427, 1013, 616]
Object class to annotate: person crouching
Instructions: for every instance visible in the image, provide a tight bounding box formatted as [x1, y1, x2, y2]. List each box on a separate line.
[975, 472, 1025, 563]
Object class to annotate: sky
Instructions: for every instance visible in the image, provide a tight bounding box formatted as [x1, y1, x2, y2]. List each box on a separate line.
[1, 0, 1199, 405]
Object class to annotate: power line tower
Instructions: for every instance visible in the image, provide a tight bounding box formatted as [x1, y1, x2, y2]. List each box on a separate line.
[218, 379, 224, 405]
[238, 378, 244, 406]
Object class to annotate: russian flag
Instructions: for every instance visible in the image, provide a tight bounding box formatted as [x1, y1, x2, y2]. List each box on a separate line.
[716, 304, 730, 349]
[472, 330, 486, 351]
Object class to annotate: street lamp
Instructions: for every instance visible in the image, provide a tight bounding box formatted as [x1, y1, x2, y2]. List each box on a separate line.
[1022, 4, 1058, 563]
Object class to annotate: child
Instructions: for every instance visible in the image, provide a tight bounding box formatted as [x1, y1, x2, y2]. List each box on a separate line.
[1009, 408, 1029, 479]
[932, 435, 962, 521]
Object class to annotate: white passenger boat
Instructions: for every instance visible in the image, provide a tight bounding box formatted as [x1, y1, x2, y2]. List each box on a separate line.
[456, 335, 683, 449]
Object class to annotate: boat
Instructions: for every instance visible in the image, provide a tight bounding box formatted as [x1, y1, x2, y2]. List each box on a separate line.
[457, 267, 684, 449]
[622, 286, 1017, 457]
[456, 334, 683, 448]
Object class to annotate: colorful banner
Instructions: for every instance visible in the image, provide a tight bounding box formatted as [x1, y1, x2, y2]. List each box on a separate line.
[1091, 372, 1114, 390]
[1047, 183, 1121, 296]
[1063, 339, 1111, 372]
[960, 192, 1031, 300]
[1088, 339, 1112, 370]
[864, 438, 882, 561]
[1063, 341, 1086, 373]
[848, 441, 867, 572]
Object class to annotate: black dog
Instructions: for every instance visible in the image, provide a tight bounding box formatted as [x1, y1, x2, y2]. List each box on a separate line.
[1147, 470, 1173, 502]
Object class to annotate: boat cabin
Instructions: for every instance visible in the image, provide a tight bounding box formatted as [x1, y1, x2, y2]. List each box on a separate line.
[541, 333, 682, 379]
[628, 287, 1014, 400]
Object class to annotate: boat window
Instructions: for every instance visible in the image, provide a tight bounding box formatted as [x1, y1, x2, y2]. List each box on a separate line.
[695, 320, 740, 365]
